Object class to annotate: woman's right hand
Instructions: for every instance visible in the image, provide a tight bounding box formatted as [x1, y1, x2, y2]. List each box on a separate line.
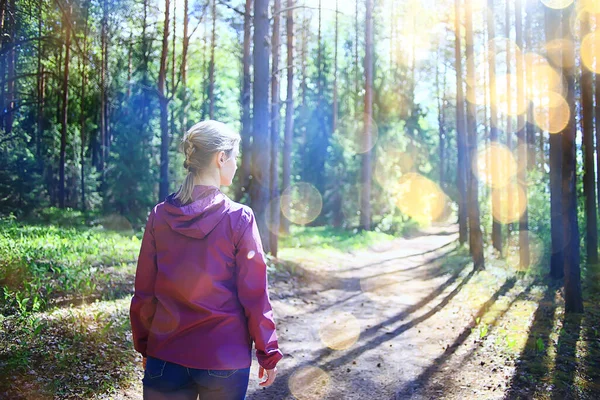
[258, 366, 277, 387]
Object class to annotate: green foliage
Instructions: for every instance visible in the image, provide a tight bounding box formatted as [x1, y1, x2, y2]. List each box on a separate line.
[0, 218, 140, 315]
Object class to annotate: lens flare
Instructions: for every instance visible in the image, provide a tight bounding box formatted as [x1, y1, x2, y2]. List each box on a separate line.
[288, 366, 331, 400]
[473, 143, 517, 189]
[280, 183, 323, 226]
[336, 114, 379, 155]
[318, 312, 361, 350]
[491, 183, 528, 224]
[544, 39, 576, 69]
[494, 73, 528, 116]
[374, 147, 414, 191]
[541, 0, 574, 9]
[582, 0, 600, 14]
[393, 173, 449, 224]
[581, 31, 600, 73]
[524, 53, 564, 99]
[533, 91, 570, 134]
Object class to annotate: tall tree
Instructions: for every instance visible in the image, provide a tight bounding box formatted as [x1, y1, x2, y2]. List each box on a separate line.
[80, 1, 90, 211]
[505, 0, 513, 234]
[455, 0, 468, 245]
[560, 7, 582, 313]
[360, 0, 373, 231]
[581, 13, 598, 266]
[270, 0, 281, 256]
[58, 5, 72, 208]
[465, 0, 484, 269]
[487, 0, 502, 252]
[158, 0, 171, 201]
[237, 0, 252, 201]
[208, 0, 216, 119]
[282, 0, 294, 234]
[180, 0, 189, 136]
[545, 6, 564, 280]
[515, 0, 529, 268]
[251, 0, 271, 253]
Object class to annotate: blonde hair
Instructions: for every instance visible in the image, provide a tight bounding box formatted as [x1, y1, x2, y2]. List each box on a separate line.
[175, 120, 241, 205]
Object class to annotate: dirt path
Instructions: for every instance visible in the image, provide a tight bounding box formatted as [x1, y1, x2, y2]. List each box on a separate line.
[122, 225, 526, 399]
[244, 224, 515, 400]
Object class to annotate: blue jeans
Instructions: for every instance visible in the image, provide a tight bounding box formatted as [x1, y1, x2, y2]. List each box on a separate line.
[142, 356, 250, 400]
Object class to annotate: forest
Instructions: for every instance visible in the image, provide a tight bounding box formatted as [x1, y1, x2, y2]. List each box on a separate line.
[1, 0, 600, 398]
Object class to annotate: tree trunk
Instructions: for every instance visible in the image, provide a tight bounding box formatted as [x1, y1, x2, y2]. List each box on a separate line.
[251, 0, 271, 253]
[208, 0, 216, 119]
[581, 14, 598, 266]
[270, 0, 281, 256]
[58, 5, 72, 209]
[36, 0, 44, 161]
[545, 6, 564, 280]
[455, 0, 468, 245]
[170, 0, 177, 143]
[465, 0, 484, 269]
[100, 0, 107, 175]
[181, 0, 189, 135]
[331, 0, 343, 228]
[487, 0, 502, 253]
[360, 0, 373, 231]
[80, 1, 90, 211]
[237, 0, 252, 201]
[5, 0, 15, 135]
[158, 0, 171, 201]
[559, 8, 583, 313]
[282, 0, 294, 234]
[505, 0, 513, 236]
[0, 0, 6, 132]
[525, 0, 535, 172]
[515, 0, 529, 269]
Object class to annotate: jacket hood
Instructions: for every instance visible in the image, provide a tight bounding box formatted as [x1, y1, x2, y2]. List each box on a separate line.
[162, 185, 231, 239]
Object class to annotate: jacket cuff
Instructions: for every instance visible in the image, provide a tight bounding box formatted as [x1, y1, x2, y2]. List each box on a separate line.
[256, 349, 283, 370]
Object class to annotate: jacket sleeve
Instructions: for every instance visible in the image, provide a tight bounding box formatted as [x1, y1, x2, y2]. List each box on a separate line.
[130, 208, 158, 357]
[235, 208, 283, 370]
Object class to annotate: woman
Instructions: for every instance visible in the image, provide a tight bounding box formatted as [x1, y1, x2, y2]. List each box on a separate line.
[130, 120, 283, 400]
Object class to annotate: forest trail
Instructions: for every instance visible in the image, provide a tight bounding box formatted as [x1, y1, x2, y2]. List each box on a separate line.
[244, 224, 514, 400]
[122, 224, 523, 400]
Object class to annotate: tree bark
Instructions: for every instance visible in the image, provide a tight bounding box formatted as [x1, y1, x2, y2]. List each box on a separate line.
[465, 0, 484, 269]
[545, 6, 564, 280]
[282, 0, 294, 234]
[505, 0, 513, 235]
[251, 0, 271, 253]
[208, 0, 217, 119]
[360, 0, 373, 231]
[36, 0, 44, 161]
[158, 0, 171, 201]
[515, 0, 529, 269]
[487, 0, 502, 253]
[270, 0, 281, 256]
[560, 8, 583, 313]
[455, 0, 468, 245]
[5, 0, 15, 135]
[58, 5, 72, 209]
[581, 14, 598, 266]
[237, 0, 252, 201]
[80, 1, 90, 211]
[181, 0, 189, 135]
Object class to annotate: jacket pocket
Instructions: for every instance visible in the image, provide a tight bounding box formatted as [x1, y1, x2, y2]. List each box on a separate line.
[145, 357, 167, 379]
[207, 369, 238, 378]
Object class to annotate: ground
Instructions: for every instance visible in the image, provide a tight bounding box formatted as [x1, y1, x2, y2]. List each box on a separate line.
[2, 223, 599, 399]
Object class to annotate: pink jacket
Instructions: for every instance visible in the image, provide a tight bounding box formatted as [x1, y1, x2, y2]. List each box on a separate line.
[130, 185, 283, 370]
